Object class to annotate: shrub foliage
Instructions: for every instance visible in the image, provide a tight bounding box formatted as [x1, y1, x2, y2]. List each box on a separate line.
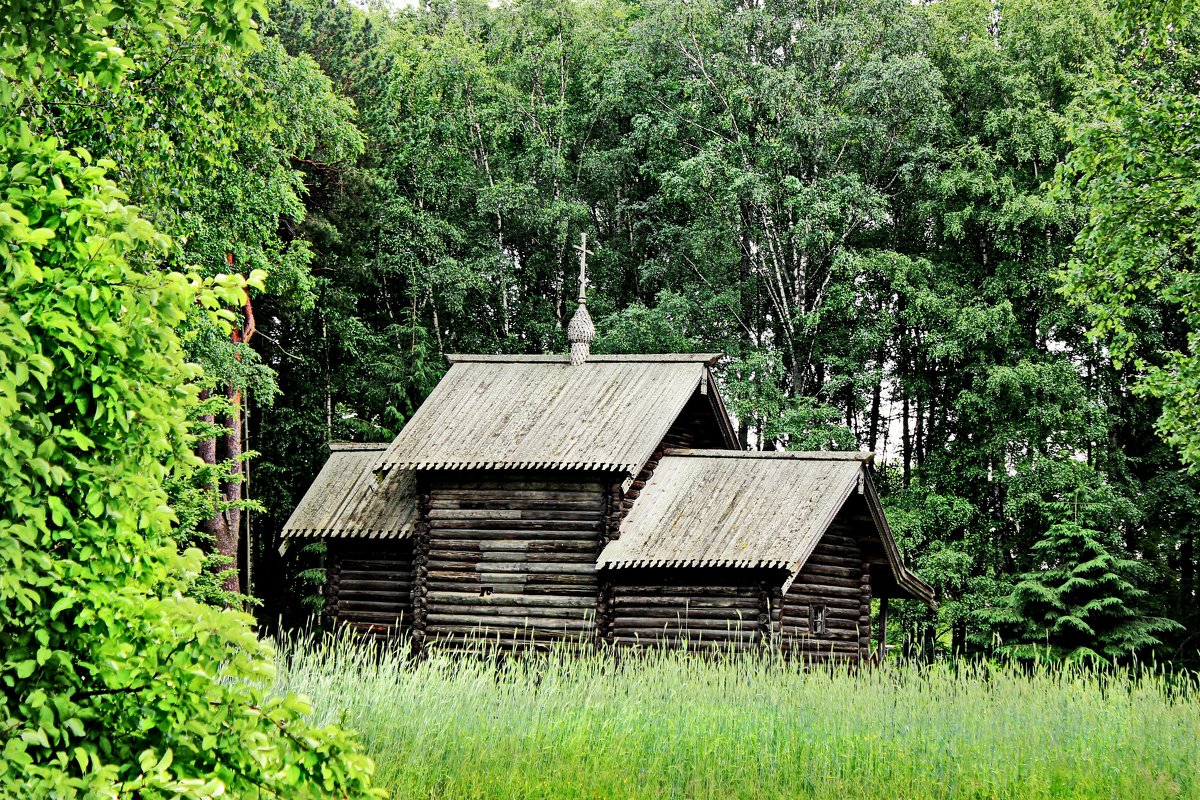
[0, 0, 383, 796]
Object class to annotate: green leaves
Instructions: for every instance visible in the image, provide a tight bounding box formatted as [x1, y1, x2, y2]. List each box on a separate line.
[0, 2, 381, 796]
[987, 519, 1183, 661]
[1056, 1, 1200, 470]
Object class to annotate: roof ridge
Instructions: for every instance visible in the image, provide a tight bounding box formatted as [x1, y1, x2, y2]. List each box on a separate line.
[663, 448, 875, 463]
[445, 353, 722, 364]
[328, 442, 390, 452]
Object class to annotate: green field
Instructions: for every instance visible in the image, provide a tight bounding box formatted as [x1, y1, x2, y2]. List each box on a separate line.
[273, 634, 1200, 800]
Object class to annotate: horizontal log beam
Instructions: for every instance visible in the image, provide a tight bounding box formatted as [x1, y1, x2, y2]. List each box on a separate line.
[338, 570, 413, 582]
[427, 551, 595, 564]
[612, 586, 761, 597]
[612, 637, 749, 650]
[335, 579, 413, 592]
[338, 559, 411, 571]
[523, 585, 597, 595]
[801, 553, 865, 570]
[430, 500, 603, 513]
[614, 620, 761, 634]
[432, 605, 592, 621]
[433, 488, 602, 501]
[426, 622, 594, 636]
[784, 584, 864, 600]
[613, 597, 759, 609]
[428, 512, 600, 526]
[337, 600, 410, 612]
[612, 607, 760, 621]
[816, 532, 863, 548]
[428, 526, 599, 539]
[611, 628, 757, 641]
[427, 613, 593, 629]
[430, 510, 602, 523]
[781, 642, 862, 655]
[779, 628, 862, 642]
[791, 576, 863, 591]
[425, 591, 591, 608]
[335, 587, 411, 599]
[427, 573, 598, 588]
[427, 562, 596, 575]
[430, 540, 597, 554]
[796, 563, 862, 580]
[336, 610, 407, 624]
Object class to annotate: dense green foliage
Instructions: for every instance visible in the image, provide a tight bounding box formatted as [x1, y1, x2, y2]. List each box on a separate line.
[0, 0, 381, 795]
[1057, 0, 1200, 468]
[277, 633, 1200, 799]
[986, 520, 1181, 660]
[3, 0, 1198, 787]
[240, 0, 1199, 664]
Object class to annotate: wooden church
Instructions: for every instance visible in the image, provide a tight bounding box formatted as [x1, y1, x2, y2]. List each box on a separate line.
[282, 251, 934, 663]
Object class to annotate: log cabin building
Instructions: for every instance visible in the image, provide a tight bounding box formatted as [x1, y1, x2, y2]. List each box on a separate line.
[281, 271, 934, 662]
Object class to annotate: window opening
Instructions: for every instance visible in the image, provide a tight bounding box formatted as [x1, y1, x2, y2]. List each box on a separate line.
[810, 604, 827, 635]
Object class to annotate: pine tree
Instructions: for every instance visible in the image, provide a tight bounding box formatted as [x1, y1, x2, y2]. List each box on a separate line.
[990, 519, 1180, 661]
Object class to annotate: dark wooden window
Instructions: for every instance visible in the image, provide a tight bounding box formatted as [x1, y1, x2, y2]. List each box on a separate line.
[810, 604, 827, 635]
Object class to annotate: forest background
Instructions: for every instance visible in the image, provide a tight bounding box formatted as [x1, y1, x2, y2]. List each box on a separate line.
[27, 0, 1200, 663]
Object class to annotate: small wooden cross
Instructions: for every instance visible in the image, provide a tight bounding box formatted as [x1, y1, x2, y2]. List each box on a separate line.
[573, 232, 593, 302]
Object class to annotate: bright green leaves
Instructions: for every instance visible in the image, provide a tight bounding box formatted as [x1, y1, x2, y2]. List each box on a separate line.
[1056, 1, 1200, 469]
[0, 2, 381, 797]
[0, 0, 263, 91]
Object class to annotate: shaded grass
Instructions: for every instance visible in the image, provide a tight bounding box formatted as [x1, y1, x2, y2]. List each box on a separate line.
[272, 633, 1200, 799]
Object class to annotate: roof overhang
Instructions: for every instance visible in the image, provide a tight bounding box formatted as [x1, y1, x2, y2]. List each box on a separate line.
[597, 450, 936, 610]
[858, 472, 937, 608]
[278, 443, 417, 556]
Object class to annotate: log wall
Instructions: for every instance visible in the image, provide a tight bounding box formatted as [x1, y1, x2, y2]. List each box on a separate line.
[660, 391, 731, 450]
[324, 539, 414, 640]
[597, 392, 733, 640]
[780, 517, 871, 663]
[608, 569, 780, 649]
[416, 471, 608, 647]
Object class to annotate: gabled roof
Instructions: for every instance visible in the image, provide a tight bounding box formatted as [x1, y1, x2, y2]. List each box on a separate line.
[378, 354, 726, 475]
[280, 443, 417, 541]
[597, 449, 934, 605]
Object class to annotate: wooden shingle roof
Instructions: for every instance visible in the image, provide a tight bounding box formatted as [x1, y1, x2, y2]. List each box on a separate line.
[598, 449, 933, 604]
[378, 354, 722, 475]
[280, 443, 417, 541]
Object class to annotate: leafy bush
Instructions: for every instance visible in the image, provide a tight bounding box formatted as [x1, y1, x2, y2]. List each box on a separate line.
[0, 120, 382, 798]
[0, 0, 383, 793]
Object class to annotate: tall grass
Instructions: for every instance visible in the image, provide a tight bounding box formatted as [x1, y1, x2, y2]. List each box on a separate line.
[272, 632, 1200, 799]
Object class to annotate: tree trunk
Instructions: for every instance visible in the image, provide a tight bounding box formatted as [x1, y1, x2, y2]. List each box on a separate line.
[198, 281, 256, 603]
[217, 384, 244, 597]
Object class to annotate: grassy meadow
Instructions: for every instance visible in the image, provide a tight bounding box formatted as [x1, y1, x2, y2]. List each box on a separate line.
[272, 634, 1200, 800]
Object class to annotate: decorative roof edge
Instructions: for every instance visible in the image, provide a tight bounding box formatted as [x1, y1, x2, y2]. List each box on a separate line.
[280, 528, 412, 540]
[381, 459, 637, 473]
[598, 555, 793, 569]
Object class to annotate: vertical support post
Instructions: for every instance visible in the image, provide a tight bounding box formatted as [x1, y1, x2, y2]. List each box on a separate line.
[877, 594, 889, 662]
[324, 544, 340, 633]
[858, 560, 872, 663]
[411, 474, 431, 655]
[596, 480, 622, 647]
[757, 582, 770, 647]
